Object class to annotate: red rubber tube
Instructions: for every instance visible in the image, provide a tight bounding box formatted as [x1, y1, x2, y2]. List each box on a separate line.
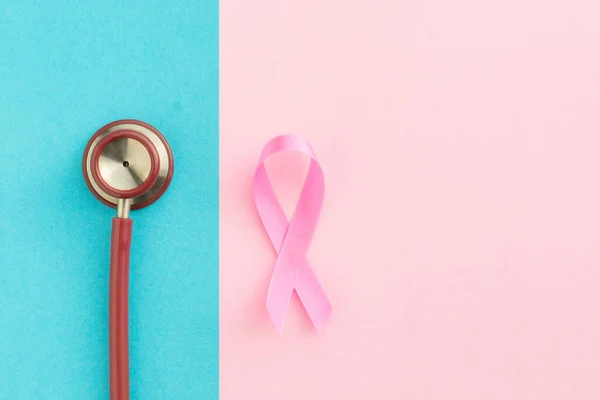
[109, 217, 133, 400]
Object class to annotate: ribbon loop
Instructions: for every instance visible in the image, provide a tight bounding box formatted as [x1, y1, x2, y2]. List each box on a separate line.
[253, 135, 332, 334]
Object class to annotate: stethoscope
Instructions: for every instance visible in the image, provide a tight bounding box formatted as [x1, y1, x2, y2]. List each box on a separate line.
[82, 120, 174, 400]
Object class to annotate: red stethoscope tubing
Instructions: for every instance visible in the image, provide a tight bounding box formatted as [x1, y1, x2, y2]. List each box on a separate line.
[109, 217, 133, 400]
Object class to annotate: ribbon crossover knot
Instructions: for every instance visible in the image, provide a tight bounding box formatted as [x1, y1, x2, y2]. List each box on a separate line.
[254, 135, 332, 334]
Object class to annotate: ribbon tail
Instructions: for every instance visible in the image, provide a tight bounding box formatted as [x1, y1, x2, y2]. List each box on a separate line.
[294, 260, 332, 334]
[266, 258, 299, 335]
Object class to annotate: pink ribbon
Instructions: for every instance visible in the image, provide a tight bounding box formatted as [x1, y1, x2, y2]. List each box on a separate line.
[254, 135, 332, 334]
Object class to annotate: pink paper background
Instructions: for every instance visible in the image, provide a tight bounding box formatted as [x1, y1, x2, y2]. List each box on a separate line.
[220, 1, 600, 399]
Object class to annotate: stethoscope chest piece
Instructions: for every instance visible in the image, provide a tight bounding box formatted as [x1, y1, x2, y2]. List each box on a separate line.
[82, 119, 174, 210]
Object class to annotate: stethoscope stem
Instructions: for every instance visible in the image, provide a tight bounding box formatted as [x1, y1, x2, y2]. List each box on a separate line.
[117, 198, 132, 219]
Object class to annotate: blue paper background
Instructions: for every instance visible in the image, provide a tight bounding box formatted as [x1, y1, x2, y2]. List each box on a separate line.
[0, 1, 218, 399]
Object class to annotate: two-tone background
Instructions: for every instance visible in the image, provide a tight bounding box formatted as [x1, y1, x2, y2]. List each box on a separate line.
[2, 1, 600, 399]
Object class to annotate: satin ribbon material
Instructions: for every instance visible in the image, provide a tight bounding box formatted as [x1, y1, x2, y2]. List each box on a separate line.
[254, 135, 332, 334]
